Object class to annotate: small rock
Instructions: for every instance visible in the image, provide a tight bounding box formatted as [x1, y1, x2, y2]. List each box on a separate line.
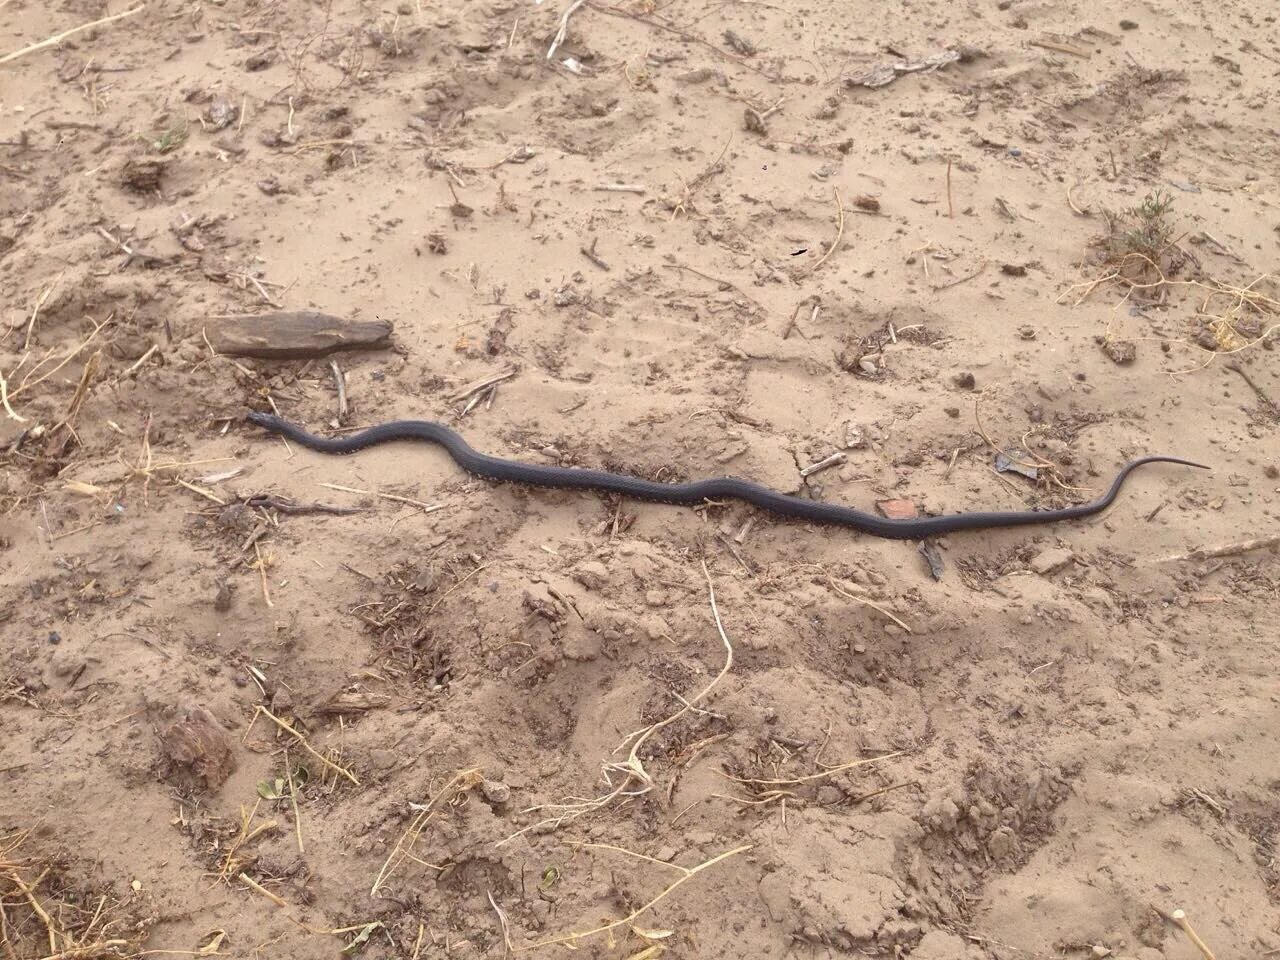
[953, 371, 976, 390]
[572, 561, 609, 591]
[1030, 547, 1074, 575]
[481, 780, 511, 805]
[257, 178, 282, 196]
[270, 687, 294, 713]
[1093, 946, 1113, 959]
[876, 498, 919, 520]
[817, 785, 843, 805]
[944, 406, 960, 418]
[205, 95, 239, 130]
[1265, 465, 1278, 479]
[369, 748, 397, 771]
[676, 67, 722, 85]
[213, 581, 233, 611]
[987, 826, 1016, 859]
[643, 589, 667, 607]
[1102, 338, 1137, 364]
[757, 871, 791, 923]
[1019, 324, 1037, 340]
[937, 797, 961, 831]
[1001, 263, 1027, 277]
[1119, 19, 1139, 29]
[641, 615, 670, 641]
[859, 358, 878, 376]
[245, 52, 274, 71]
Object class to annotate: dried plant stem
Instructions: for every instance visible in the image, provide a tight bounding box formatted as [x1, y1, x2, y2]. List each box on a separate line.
[0, 5, 144, 65]
[826, 577, 912, 634]
[10, 314, 113, 402]
[0, 368, 24, 422]
[284, 748, 304, 854]
[23, 276, 61, 351]
[371, 768, 482, 895]
[253, 541, 273, 608]
[806, 187, 845, 275]
[252, 707, 360, 786]
[239, 872, 288, 908]
[529, 843, 752, 950]
[1172, 909, 1218, 960]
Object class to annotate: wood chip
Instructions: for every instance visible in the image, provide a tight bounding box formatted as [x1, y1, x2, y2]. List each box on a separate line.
[206, 312, 393, 360]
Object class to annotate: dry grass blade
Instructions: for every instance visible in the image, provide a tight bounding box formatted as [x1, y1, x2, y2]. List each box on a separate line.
[529, 843, 751, 950]
[250, 706, 359, 785]
[825, 577, 912, 634]
[371, 768, 483, 896]
[805, 187, 845, 276]
[0, 5, 144, 65]
[1, 830, 145, 960]
[726, 751, 904, 787]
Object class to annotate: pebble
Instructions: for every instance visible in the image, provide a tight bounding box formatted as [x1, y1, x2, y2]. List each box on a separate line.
[1030, 547, 1074, 575]
[481, 780, 511, 805]
[859, 358, 878, 376]
[953, 371, 976, 390]
[1102, 338, 1137, 365]
[643, 589, 667, 607]
[1119, 18, 1139, 29]
[573, 561, 609, 591]
[817, 785, 843, 805]
[368, 748, 397, 771]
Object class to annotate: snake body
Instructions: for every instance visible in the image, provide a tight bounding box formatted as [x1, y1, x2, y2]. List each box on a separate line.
[246, 412, 1208, 540]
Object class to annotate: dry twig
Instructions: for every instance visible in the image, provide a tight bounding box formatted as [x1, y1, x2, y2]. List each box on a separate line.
[529, 843, 751, 950]
[0, 5, 144, 65]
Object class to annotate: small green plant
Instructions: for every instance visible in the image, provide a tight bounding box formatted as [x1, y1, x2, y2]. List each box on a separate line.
[150, 119, 189, 154]
[1111, 190, 1176, 263]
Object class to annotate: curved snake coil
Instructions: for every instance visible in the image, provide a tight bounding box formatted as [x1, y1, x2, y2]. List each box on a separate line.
[247, 412, 1208, 540]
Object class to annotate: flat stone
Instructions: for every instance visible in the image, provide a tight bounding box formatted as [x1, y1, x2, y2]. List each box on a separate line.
[1030, 547, 1074, 575]
[573, 561, 609, 590]
[876, 498, 919, 520]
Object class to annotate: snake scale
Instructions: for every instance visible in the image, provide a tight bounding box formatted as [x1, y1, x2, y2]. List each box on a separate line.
[247, 412, 1208, 540]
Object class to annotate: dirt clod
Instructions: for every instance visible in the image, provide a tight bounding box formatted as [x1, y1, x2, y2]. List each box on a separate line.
[159, 704, 236, 789]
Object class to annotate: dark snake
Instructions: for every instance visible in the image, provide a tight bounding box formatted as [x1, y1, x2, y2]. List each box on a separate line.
[246, 412, 1208, 540]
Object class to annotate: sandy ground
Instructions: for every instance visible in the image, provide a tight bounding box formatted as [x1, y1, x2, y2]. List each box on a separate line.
[2, 0, 1279, 958]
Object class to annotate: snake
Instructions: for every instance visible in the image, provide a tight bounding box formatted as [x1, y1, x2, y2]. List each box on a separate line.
[246, 412, 1208, 541]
